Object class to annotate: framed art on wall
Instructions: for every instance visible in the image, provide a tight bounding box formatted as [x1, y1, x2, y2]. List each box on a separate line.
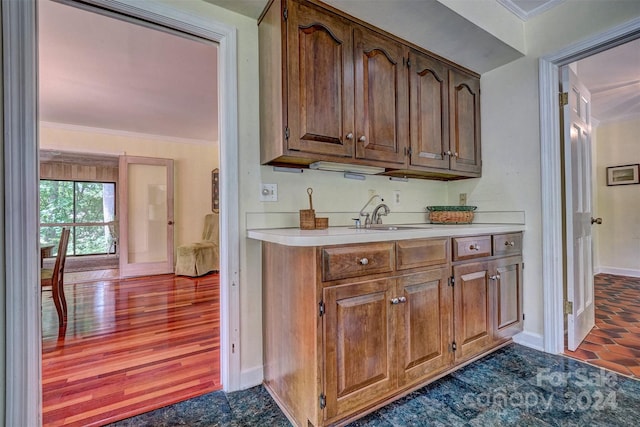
[606, 164, 639, 186]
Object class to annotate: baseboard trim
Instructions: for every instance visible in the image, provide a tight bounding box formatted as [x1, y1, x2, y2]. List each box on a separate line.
[512, 331, 544, 352]
[240, 365, 264, 390]
[596, 267, 640, 278]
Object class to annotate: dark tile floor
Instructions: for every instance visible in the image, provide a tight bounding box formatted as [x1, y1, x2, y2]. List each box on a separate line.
[565, 274, 640, 378]
[110, 343, 640, 427]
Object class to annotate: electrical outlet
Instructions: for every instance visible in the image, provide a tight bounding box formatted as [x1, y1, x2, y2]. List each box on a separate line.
[459, 193, 467, 206]
[259, 183, 278, 202]
[393, 190, 401, 206]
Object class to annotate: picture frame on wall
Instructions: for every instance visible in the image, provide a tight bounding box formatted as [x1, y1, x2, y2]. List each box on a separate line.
[606, 164, 639, 186]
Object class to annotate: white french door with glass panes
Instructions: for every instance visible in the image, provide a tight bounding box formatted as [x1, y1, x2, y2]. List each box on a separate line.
[118, 155, 175, 278]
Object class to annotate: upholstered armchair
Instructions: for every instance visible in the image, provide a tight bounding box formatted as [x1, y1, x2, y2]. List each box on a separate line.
[175, 213, 219, 276]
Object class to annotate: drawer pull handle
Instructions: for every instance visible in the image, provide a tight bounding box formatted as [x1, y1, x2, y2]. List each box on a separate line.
[469, 243, 480, 251]
[505, 241, 515, 247]
[490, 274, 501, 281]
[358, 257, 369, 265]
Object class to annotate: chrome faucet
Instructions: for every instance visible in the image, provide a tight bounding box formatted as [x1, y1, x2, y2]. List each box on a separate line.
[356, 194, 381, 228]
[371, 203, 390, 224]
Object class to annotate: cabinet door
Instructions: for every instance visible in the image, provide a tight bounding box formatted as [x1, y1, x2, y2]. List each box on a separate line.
[323, 279, 397, 420]
[409, 50, 449, 170]
[491, 256, 523, 341]
[397, 268, 453, 387]
[449, 69, 481, 175]
[453, 261, 493, 361]
[287, 1, 354, 157]
[354, 27, 408, 165]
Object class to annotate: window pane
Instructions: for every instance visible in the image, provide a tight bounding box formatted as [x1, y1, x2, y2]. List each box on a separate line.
[74, 225, 110, 255]
[40, 180, 74, 224]
[75, 182, 116, 223]
[40, 226, 64, 255]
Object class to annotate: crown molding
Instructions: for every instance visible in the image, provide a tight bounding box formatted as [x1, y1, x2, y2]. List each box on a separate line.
[497, 0, 565, 21]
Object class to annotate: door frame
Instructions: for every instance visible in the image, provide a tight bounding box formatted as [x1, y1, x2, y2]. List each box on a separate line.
[2, 0, 241, 424]
[539, 17, 640, 354]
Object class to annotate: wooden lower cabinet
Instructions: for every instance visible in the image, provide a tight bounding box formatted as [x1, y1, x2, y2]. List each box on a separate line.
[262, 234, 523, 427]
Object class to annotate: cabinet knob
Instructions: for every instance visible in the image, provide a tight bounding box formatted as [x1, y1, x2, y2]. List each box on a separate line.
[469, 243, 480, 251]
[390, 297, 400, 304]
[591, 217, 602, 225]
[358, 135, 367, 143]
[445, 150, 452, 156]
[398, 296, 407, 303]
[346, 132, 354, 140]
[490, 274, 501, 281]
[358, 257, 369, 265]
[454, 152, 459, 158]
[505, 241, 515, 247]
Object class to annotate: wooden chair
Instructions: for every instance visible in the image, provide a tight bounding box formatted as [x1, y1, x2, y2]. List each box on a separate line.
[41, 228, 71, 327]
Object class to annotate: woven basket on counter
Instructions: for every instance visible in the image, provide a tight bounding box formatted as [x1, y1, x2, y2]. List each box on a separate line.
[426, 206, 477, 224]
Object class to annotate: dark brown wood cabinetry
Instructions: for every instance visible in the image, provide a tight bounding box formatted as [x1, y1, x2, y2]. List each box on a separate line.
[259, 0, 481, 179]
[261, 232, 522, 426]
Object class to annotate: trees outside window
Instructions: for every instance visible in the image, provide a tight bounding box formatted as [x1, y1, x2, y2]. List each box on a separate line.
[40, 180, 116, 256]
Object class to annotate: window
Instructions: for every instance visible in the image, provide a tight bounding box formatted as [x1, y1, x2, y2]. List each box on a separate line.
[40, 180, 116, 256]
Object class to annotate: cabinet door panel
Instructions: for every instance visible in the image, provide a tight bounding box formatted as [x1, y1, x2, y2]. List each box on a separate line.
[449, 69, 481, 175]
[324, 279, 396, 420]
[492, 256, 523, 340]
[409, 50, 449, 170]
[287, 2, 354, 157]
[397, 268, 452, 387]
[354, 27, 408, 164]
[453, 262, 493, 361]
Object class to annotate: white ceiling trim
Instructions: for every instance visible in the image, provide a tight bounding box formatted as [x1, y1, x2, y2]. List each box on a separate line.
[40, 121, 218, 146]
[496, 0, 566, 21]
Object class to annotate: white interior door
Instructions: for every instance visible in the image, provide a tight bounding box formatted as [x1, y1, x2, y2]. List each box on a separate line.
[563, 66, 595, 351]
[119, 155, 175, 278]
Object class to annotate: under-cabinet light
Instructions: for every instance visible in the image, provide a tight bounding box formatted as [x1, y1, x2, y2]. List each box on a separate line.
[309, 161, 385, 175]
[389, 176, 409, 182]
[344, 172, 366, 181]
[273, 166, 304, 173]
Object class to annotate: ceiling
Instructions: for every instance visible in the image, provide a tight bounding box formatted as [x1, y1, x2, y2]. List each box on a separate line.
[39, 0, 219, 143]
[39, 0, 638, 143]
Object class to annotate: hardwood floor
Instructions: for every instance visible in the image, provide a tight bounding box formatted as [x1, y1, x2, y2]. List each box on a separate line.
[42, 272, 221, 427]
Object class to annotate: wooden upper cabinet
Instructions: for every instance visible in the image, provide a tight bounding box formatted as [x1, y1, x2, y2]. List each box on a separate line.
[286, 1, 354, 157]
[354, 27, 408, 165]
[409, 50, 449, 170]
[449, 69, 481, 175]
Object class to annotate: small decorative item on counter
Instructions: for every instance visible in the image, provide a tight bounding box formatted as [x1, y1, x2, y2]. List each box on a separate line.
[426, 205, 477, 224]
[299, 187, 316, 229]
[315, 217, 329, 229]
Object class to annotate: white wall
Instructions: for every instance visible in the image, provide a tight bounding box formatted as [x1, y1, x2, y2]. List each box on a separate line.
[594, 118, 640, 277]
[39, 125, 218, 247]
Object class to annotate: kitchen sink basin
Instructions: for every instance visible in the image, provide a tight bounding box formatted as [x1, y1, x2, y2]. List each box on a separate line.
[349, 225, 431, 231]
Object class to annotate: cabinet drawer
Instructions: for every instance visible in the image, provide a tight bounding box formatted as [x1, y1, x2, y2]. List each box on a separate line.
[493, 233, 522, 256]
[397, 238, 448, 270]
[452, 235, 491, 261]
[322, 242, 395, 282]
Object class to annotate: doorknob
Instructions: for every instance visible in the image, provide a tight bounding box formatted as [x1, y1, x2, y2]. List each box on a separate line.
[591, 217, 602, 225]
[168, 220, 174, 225]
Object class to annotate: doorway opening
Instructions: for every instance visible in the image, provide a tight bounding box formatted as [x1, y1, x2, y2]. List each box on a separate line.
[539, 16, 640, 360]
[39, 0, 222, 424]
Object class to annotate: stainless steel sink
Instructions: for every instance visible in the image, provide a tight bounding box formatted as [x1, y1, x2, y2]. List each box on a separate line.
[349, 224, 431, 231]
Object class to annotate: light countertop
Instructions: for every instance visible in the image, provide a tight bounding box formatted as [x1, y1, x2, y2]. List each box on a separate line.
[247, 224, 526, 247]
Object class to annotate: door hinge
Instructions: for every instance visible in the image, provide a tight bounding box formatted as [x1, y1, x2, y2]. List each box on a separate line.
[284, 127, 290, 140]
[522, 262, 525, 270]
[451, 341, 457, 352]
[319, 300, 325, 317]
[283, 6, 288, 21]
[404, 147, 412, 157]
[406, 58, 411, 68]
[319, 393, 326, 409]
[564, 300, 573, 314]
[560, 92, 568, 106]
[523, 313, 525, 321]
[449, 276, 455, 287]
